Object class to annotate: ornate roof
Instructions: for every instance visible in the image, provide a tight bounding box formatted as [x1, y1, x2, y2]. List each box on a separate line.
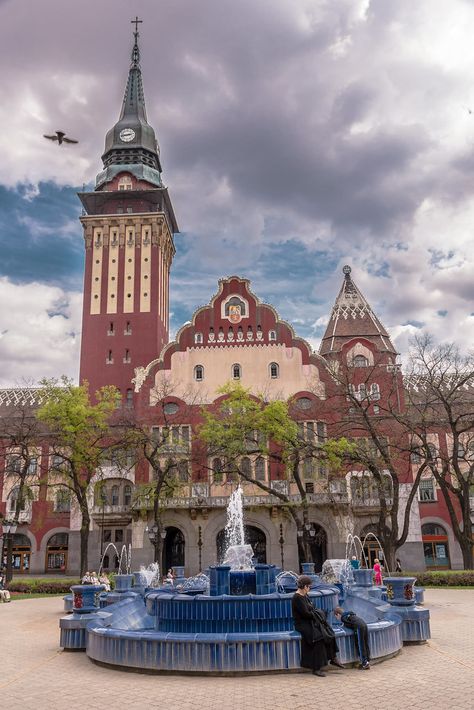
[319, 266, 397, 357]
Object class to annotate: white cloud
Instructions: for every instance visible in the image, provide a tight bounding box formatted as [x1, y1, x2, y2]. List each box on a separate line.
[0, 278, 82, 387]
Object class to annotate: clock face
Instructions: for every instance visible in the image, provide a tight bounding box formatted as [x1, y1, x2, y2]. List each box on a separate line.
[119, 128, 136, 142]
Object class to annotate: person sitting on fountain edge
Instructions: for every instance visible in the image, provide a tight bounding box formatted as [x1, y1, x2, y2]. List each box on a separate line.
[334, 607, 371, 670]
[292, 575, 345, 677]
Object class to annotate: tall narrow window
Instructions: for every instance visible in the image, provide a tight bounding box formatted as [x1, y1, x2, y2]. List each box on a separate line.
[123, 484, 132, 506]
[255, 456, 266, 481]
[106, 350, 113, 364]
[194, 332, 203, 344]
[269, 330, 276, 341]
[125, 321, 132, 335]
[194, 365, 204, 381]
[125, 389, 133, 408]
[232, 363, 241, 380]
[111, 486, 119, 506]
[124, 349, 131, 363]
[108, 322, 114, 336]
[269, 362, 279, 379]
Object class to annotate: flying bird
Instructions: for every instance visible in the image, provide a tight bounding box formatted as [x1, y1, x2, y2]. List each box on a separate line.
[43, 130, 78, 145]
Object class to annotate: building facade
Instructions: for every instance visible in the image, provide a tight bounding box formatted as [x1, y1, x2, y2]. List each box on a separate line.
[0, 27, 469, 576]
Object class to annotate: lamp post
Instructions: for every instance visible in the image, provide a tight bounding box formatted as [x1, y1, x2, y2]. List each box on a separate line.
[146, 524, 167, 566]
[2, 520, 18, 584]
[279, 523, 285, 569]
[197, 525, 203, 572]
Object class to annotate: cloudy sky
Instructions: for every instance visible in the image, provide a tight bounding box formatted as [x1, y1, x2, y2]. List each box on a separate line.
[0, 0, 473, 386]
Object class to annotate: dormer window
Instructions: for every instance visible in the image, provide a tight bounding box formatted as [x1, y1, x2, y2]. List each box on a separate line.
[352, 355, 369, 367]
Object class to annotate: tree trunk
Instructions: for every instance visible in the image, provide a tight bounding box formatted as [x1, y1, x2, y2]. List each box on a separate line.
[79, 510, 90, 578]
[460, 539, 474, 570]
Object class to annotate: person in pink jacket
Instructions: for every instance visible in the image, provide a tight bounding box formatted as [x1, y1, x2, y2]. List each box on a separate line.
[373, 559, 383, 585]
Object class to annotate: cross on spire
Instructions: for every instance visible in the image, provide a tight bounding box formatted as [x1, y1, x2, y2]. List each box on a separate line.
[131, 16, 143, 34]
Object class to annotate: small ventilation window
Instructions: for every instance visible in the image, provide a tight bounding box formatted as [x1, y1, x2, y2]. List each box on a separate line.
[232, 364, 241, 380]
[194, 365, 204, 381]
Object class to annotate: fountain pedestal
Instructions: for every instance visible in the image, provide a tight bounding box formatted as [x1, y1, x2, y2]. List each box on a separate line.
[59, 584, 107, 649]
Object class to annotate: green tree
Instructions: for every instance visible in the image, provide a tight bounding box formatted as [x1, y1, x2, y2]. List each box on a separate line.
[36, 377, 119, 576]
[198, 383, 351, 563]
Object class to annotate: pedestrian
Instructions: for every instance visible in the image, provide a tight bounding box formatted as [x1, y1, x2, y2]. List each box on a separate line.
[291, 575, 344, 677]
[350, 556, 360, 570]
[0, 574, 11, 602]
[395, 558, 402, 573]
[334, 606, 371, 669]
[373, 558, 383, 585]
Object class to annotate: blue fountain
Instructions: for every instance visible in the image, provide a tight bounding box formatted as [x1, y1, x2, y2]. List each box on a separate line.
[60, 489, 430, 672]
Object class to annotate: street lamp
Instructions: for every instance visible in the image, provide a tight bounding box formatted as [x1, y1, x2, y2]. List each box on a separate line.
[2, 520, 18, 584]
[146, 524, 167, 565]
[197, 526, 203, 572]
[279, 523, 285, 569]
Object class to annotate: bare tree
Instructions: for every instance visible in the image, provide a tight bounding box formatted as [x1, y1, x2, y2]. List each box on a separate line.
[404, 335, 474, 569]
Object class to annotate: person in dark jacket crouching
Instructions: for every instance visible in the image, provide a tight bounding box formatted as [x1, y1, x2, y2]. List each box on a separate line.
[334, 606, 371, 669]
[292, 575, 344, 676]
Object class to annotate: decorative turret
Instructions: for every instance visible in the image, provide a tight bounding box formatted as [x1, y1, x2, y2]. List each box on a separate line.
[319, 266, 397, 358]
[96, 18, 163, 190]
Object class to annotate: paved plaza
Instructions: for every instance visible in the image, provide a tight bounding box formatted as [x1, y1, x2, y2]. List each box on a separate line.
[0, 589, 473, 710]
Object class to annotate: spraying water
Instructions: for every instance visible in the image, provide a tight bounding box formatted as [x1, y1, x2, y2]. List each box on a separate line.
[222, 486, 254, 569]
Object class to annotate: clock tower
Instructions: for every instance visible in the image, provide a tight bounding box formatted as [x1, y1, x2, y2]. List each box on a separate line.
[78, 22, 178, 401]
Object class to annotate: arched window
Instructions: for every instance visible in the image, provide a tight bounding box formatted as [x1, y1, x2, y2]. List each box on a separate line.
[8, 486, 27, 513]
[194, 332, 203, 344]
[370, 383, 380, 400]
[352, 355, 368, 367]
[241, 457, 251, 477]
[269, 330, 276, 341]
[111, 485, 119, 506]
[46, 533, 68, 572]
[255, 456, 266, 481]
[269, 362, 279, 379]
[232, 363, 241, 380]
[194, 365, 204, 381]
[123, 484, 132, 506]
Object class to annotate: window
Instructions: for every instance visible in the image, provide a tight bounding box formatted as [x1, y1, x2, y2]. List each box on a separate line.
[115, 529, 124, 543]
[411, 448, 422, 464]
[8, 486, 27, 513]
[241, 457, 252, 477]
[255, 456, 266, 481]
[106, 350, 113, 364]
[422, 523, 446, 536]
[269, 330, 276, 341]
[125, 389, 133, 408]
[108, 322, 114, 335]
[163, 402, 179, 415]
[111, 485, 119, 506]
[194, 365, 204, 381]
[352, 355, 369, 367]
[370, 383, 380, 400]
[124, 321, 132, 335]
[7, 456, 22, 474]
[305, 482, 314, 494]
[194, 332, 203, 344]
[296, 397, 312, 410]
[178, 461, 189, 482]
[232, 363, 241, 379]
[419, 478, 436, 502]
[27, 458, 38, 475]
[212, 458, 224, 484]
[52, 454, 67, 471]
[316, 422, 326, 443]
[269, 362, 279, 378]
[123, 349, 131, 363]
[55, 488, 71, 513]
[123, 484, 132, 506]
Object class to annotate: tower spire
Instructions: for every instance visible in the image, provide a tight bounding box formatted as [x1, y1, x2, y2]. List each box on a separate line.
[319, 266, 397, 357]
[98, 18, 163, 187]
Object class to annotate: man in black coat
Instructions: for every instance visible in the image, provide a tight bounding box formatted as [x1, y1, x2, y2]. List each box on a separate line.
[334, 606, 371, 669]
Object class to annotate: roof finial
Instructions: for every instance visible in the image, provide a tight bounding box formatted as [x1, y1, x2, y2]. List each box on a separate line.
[131, 16, 143, 67]
[342, 264, 352, 278]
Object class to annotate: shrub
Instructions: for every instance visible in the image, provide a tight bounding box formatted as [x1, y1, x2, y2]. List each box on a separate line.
[392, 570, 474, 587]
[7, 578, 79, 594]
